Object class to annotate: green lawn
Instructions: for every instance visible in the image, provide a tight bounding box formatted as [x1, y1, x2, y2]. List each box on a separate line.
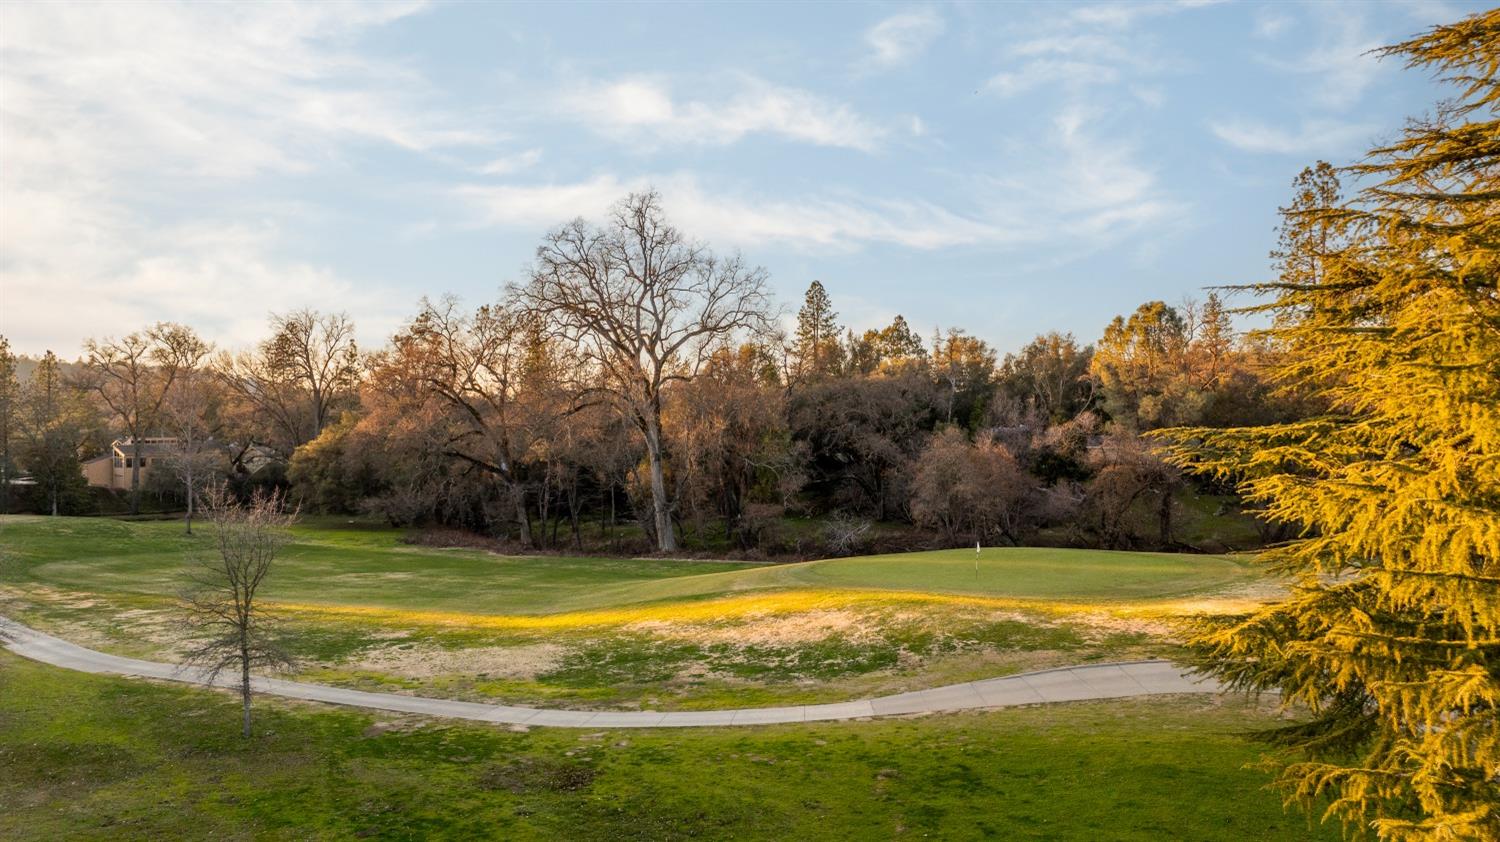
[0, 516, 1268, 710]
[0, 516, 1259, 616]
[0, 516, 762, 615]
[0, 652, 1331, 841]
[593, 546, 1258, 607]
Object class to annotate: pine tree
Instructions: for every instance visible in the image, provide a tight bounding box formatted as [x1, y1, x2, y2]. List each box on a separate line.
[793, 280, 843, 379]
[873, 315, 926, 369]
[20, 351, 91, 516]
[1155, 11, 1499, 840]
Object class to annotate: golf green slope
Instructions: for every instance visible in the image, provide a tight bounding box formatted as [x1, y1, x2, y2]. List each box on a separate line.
[0, 516, 1256, 616]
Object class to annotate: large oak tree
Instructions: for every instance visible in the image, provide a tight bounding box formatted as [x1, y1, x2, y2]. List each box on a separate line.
[518, 192, 774, 552]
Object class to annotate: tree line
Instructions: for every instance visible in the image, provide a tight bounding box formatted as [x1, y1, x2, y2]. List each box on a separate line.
[0, 186, 1320, 556]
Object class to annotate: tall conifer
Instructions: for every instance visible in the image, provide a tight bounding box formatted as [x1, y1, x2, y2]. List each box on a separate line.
[793, 280, 843, 379]
[1156, 12, 1499, 840]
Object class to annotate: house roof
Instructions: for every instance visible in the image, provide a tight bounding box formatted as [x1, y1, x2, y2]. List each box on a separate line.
[112, 438, 182, 457]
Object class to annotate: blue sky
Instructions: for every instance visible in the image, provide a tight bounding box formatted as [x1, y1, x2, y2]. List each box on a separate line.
[0, 0, 1483, 358]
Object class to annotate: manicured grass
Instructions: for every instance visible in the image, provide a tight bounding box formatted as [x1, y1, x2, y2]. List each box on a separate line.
[0, 516, 1255, 617]
[0, 652, 1332, 841]
[0, 516, 1260, 710]
[0, 515, 762, 615]
[724, 546, 1253, 601]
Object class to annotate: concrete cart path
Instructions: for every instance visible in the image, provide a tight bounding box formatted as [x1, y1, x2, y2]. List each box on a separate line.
[0, 616, 1223, 728]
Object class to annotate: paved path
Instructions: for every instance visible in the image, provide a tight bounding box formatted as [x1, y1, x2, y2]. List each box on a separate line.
[0, 616, 1222, 728]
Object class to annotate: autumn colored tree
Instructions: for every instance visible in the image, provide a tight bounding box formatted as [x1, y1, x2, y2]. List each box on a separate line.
[995, 332, 1095, 424]
[81, 323, 206, 514]
[216, 310, 361, 455]
[1091, 301, 1196, 430]
[1156, 12, 1500, 839]
[847, 315, 927, 375]
[930, 328, 996, 427]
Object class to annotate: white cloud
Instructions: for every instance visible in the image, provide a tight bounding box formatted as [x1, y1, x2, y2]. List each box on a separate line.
[986, 61, 1118, 98]
[1070, 1, 1225, 29]
[1261, 7, 1386, 109]
[477, 148, 544, 175]
[1254, 9, 1293, 39]
[454, 174, 1009, 251]
[454, 106, 1182, 257]
[559, 76, 884, 151]
[1209, 118, 1375, 154]
[0, 1, 458, 353]
[864, 9, 945, 67]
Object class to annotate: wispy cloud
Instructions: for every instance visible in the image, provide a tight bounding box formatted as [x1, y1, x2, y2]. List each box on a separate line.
[1259, 7, 1386, 109]
[477, 148, 543, 176]
[558, 76, 884, 151]
[0, 1, 451, 352]
[1209, 118, 1375, 155]
[455, 103, 1183, 257]
[454, 174, 1008, 251]
[864, 9, 945, 68]
[986, 60, 1118, 98]
[1254, 8, 1294, 39]
[1069, 1, 1226, 29]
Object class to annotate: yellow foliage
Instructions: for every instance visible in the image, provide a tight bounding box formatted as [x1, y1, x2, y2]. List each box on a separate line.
[1154, 10, 1500, 840]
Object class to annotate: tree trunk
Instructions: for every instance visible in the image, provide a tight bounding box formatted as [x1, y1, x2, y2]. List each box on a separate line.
[1158, 487, 1174, 547]
[184, 465, 194, 535]
[240, 648, 252, 738]
[643, 419, 676, 552]
[514, 486, 533, 547]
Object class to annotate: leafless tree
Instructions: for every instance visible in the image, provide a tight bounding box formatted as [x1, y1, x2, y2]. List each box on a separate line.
[181, 486, 297, 737]
[216, 310, 360, 454]
[517, 191, 776, 552]
[402, 296, 574, 547]
[80, 323, 206, 514]
[1083, 432, 1182, 549]
[823, 512, 872, 557]
[160, 358, 227, 534]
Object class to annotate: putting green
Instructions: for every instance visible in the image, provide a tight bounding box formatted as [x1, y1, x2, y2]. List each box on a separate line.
[0, 516, 1256, 617]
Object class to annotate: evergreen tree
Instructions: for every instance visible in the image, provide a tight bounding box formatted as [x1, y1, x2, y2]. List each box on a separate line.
[19, 351, 91, 516]
[1193, 292, 1236, 390]
[793, 280, 844, 379]
[1155, 12, 1499, 840]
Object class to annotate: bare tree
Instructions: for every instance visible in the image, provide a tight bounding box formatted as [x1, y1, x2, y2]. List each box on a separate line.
[216, 310, 360, 454]
[80, 323, 206, 514]
[910, 428, 1039, 545]
[181, 486, 297, 737]
[161, 356, 226, 534]
[401, 297, 571, 547]
[518, 191, 776, 552]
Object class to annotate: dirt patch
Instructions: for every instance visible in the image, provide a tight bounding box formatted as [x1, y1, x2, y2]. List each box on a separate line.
[349, 642, 565, 680]
[477, 757, 596, 794]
